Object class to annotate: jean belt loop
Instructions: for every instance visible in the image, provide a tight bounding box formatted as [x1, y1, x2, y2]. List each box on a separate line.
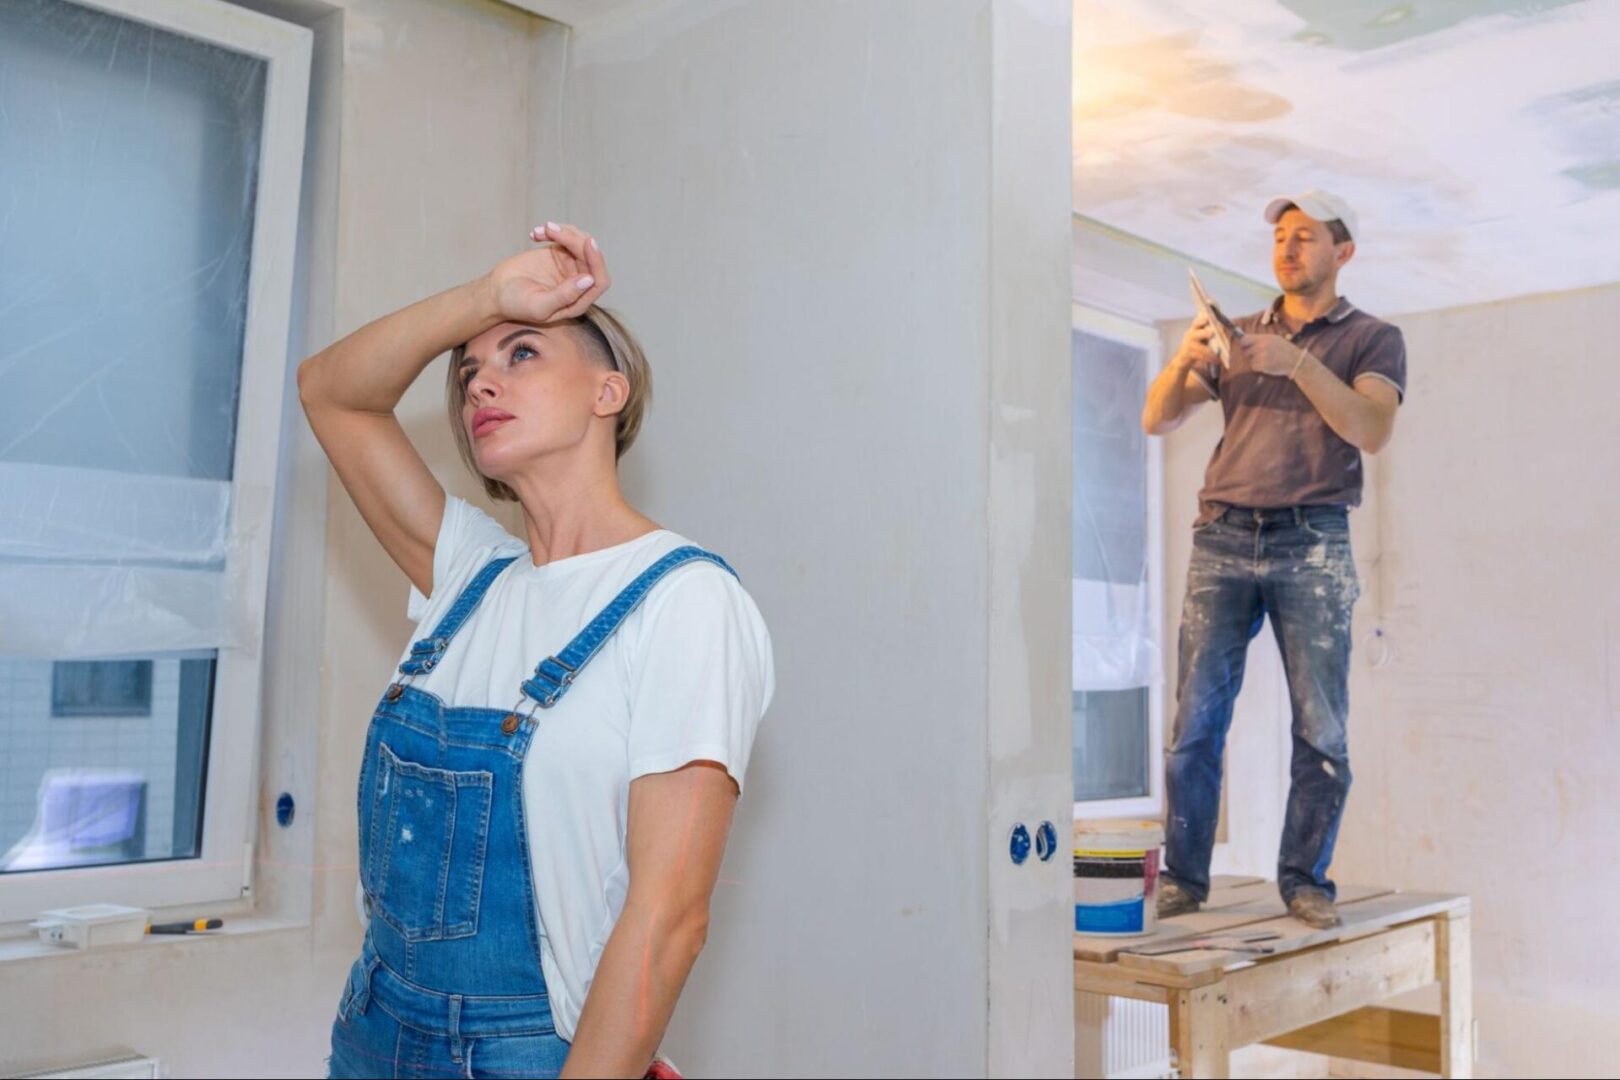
[1292, 506, 1305, 526]
[352, 952, 379, 1016]
[448, 994, 465, 1064]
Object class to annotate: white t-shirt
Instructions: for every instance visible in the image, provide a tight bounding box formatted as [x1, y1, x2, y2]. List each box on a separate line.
[356, 496, 774, 1042]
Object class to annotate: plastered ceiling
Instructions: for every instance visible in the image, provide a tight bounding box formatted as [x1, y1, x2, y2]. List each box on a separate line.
[1073, 0, 1620, 315]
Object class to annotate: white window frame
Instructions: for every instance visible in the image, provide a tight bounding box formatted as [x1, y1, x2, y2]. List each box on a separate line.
[0, 0, 310, 927]
[1070, 303, 1166, 822]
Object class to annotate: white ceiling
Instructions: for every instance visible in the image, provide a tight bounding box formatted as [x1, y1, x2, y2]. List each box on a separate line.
[1072, 0, 1620, 315]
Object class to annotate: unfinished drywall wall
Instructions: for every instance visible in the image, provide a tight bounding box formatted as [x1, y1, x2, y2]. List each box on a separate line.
[551, 1, 1073, 1074]
[1332, 283, 1620, 1077]
[0, 1, 556, 1075]
[1161, 282, 1620, 1076]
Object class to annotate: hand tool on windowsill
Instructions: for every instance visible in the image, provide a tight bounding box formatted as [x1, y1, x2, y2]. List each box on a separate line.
[147, 918, 223, 935]
[1125, 929, 1281, 956]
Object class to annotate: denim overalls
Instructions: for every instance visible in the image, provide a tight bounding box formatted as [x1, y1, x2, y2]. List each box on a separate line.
[328, 545, 736, 1079]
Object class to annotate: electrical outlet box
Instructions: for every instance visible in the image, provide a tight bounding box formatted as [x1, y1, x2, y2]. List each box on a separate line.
[30, 904, 150, 949]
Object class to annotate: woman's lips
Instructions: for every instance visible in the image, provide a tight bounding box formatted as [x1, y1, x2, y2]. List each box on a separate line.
[472, 409, 515, 439]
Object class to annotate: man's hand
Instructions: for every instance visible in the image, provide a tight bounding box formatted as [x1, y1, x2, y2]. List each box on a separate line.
[1237, 333, 1305, 377]
[1175, 315, 1219, 372]
[1231, 333, 1308, 380]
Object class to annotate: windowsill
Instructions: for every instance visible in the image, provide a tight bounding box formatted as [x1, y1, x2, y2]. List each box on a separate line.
[0, 914, 309, 966]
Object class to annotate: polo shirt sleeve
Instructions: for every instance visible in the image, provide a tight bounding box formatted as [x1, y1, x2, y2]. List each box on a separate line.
[1351, 323, 1407, 404]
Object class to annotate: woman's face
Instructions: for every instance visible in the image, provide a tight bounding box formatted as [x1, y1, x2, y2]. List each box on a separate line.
[457, 320, 614, 481]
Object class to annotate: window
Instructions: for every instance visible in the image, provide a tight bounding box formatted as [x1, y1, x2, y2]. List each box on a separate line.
[50, 662, 156, 719]
[1071, 306, 1165, 819]
[0, 0, 309, 921]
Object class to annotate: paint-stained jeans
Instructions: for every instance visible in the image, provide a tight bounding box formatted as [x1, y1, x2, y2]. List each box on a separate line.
[1164, 506, 1359, 905]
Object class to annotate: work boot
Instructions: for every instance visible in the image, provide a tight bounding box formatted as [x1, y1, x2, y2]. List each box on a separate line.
[1287, 890, 1342, 929]
[1157, 879, 1200, 919]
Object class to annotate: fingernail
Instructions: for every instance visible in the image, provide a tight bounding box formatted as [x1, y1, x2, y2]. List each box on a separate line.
[590, 238, 599, 252]
[532, 225, 545, 235]
[576, 275, 594, 289]
[547, 221, 559, 232]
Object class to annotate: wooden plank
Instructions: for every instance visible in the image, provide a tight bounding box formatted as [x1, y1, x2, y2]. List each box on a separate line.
[1077, 899, 1268, 963]
[1262, 1006, 1441, 1074]
[1115, 890, 1459, 979]
[1171, 981, 1231, 1079]
[1204, 874, 1269, 904]
[1073, 959, 1171, 1004]
[1073, 879, 1384, 964]
[1438, 912, 1473, 1079]
[1223, 920, 1437, 1048]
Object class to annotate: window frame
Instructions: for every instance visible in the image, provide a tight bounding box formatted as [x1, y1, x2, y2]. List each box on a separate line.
[1070, 303, 1166, 822]
[0, 0, 310, 927]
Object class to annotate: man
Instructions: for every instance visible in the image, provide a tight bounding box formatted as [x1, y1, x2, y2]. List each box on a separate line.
[1141, 191, 1406, 928]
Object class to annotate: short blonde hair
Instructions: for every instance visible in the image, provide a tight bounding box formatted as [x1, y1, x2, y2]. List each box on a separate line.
[446, 306, 652, 502]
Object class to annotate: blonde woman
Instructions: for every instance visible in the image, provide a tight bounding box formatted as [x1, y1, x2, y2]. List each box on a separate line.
[300, 222, 773, 1078]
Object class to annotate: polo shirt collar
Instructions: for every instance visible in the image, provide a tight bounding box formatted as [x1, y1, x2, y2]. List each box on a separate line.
[1262, 296, 1357, 328]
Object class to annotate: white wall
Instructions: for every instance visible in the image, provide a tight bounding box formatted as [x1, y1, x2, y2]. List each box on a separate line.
[553, 2, 1073, 1075]
[1161, 283, 1620, 1077]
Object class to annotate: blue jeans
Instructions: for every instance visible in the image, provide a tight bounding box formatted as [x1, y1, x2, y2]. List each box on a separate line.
[1164, 506, 1359, 904]
[328, 959, 569, 1078]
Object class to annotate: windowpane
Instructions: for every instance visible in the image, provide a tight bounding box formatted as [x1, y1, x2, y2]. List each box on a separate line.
[0, 0, 265, 481]
[1072, 322, 1159, 807]
[1071, 327, 1158, 693]
[0, 0, 265, 874]
[1073, 689, 1149, 802]
[50, 661, 155, 718]
[1072, 330, 1147, 585]
[2, 656, 215, 872]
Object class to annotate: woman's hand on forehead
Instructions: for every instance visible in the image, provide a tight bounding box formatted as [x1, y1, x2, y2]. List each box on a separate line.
[484, 222, 612, 328]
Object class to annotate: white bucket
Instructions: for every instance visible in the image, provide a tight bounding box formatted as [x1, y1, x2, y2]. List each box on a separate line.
[1074, 819, 1164, 937]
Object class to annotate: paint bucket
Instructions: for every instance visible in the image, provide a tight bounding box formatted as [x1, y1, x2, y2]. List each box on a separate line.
[1073, 819, 1164, 936]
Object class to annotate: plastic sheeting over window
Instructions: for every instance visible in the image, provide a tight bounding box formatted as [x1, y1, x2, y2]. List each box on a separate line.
[0, 0, 266, 659]
[1071, 328, 1160, 692]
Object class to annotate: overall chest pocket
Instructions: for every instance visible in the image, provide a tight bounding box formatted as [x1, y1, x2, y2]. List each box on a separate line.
[363, 741, 493, 942]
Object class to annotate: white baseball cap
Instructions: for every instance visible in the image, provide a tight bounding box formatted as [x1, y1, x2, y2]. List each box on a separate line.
[1264, 190, 1359, 241]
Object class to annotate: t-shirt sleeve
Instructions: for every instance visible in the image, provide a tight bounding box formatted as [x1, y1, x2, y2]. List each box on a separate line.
[625, 566, 775, 794]
[406, 496, 524, 622]
[1351, 323, 1407, 403]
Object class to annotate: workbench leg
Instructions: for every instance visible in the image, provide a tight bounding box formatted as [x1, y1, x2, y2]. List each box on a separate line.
[1170, 981, 1230, 1079]
[1437, 912, 1473, 1079]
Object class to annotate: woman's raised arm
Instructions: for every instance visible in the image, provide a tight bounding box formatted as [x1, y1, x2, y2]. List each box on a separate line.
[296, 223, 607, 594]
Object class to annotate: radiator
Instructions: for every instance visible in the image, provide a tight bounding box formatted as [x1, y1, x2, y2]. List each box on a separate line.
[1075, 991, 1172, 1079]
[4, 1050, 161, 1079]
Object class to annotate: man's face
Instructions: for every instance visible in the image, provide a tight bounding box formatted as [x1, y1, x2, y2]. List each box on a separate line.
[1273, 208, 1351, 294]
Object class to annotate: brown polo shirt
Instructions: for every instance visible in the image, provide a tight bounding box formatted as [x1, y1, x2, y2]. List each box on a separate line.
[1192, 297, 1406, 524]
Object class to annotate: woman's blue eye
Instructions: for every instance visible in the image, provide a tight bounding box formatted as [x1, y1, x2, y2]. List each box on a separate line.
[512, 344, 538, 362]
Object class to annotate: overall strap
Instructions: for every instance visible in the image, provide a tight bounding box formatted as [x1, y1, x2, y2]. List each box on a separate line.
[520, 546, 737, 709]
[397, 556, 520, 677]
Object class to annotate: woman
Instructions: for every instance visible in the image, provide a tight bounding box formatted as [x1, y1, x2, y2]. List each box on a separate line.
[300, 222, 774, 1078]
